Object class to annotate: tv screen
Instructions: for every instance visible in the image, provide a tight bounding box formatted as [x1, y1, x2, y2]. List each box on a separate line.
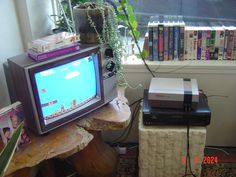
[33, 55, 98, 125]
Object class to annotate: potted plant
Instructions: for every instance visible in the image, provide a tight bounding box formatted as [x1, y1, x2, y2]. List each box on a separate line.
[73, 1, 109, 44]
[72, 0, 124, 72]
[52, 0, 146, 74]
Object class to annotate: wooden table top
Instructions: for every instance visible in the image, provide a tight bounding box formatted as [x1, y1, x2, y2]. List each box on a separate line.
[4, 87, 131, 176]
[77, 87, 131, 131]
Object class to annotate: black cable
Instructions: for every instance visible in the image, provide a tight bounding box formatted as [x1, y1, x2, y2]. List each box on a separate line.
[110, 99, 142, 144]
[182, 124, 197, 177]
[111, 101, 141, 143]
[118, 0, 156, 78]
[207, 95, 228, 98]
[129, 98, 143, 107]
[118, 101, 141, 142]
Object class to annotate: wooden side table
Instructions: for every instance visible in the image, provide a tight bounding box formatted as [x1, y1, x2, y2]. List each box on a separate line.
[69, 87, 131, 177]
[5, 123, 93, 177]
[4, 87, 131, 177]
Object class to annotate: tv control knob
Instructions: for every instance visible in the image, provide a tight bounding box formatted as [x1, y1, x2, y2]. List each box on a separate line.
[105, 60, 115, 72]
[105, 48, 113, 58]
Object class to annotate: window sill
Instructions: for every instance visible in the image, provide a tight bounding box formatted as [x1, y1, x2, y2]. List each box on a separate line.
[122, 56, 236, 74]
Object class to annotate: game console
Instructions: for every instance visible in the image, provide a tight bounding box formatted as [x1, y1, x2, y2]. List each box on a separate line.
[148, 78, 199, 109]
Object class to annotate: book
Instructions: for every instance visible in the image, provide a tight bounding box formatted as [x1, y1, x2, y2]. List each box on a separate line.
[197, 29, 202, 60]
[158, 24, 164, 61]
[205, 28, 212, 60]
[153, 24, 159, 61]
[179, 21, 185, 61]
[148, 24, 154, 61]
[164, 23, 169, 61]
[200, 27, 209, 60]
[193, 29, 198, 60]
[174, 25, 180, 60]
[168, 25, 174, 60]
[211, 26, 225, 60]
[185, 26, 196, 60]
[233, 27, 236, 60]
[223, 26, 229, 60]
[226, 27, 235, 60]
[29, 32, 79, 53]
[184, 27, 191, 60]
[28, 43, 80, 61]
[209, 29, 216, 60]
[0, 102, 31, 149]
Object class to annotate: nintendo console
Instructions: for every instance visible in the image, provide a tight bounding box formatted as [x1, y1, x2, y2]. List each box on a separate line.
[148, 78, 199, 109]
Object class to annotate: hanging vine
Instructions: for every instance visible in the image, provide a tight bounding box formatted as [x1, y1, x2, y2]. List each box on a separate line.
[86, 3, 124, 72]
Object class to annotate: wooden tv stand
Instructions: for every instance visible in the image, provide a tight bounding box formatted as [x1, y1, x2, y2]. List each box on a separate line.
[4, 87, 131, 177]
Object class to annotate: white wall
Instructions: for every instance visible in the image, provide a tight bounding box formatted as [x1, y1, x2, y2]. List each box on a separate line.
[0, 0, 24, 108]
[0, 0, 54, 108]
[103, 61, 236, 147]
[15, 0, 54, 49]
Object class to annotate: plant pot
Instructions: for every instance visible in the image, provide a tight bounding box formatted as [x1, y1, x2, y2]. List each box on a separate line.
[73, 4, 110, 44]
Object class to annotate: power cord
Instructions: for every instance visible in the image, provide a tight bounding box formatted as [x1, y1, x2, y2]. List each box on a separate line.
[118, 101, 141, 142]
[205, 146, 230, 156]
[110, 99, 142, 145]
[182, 124, 197, 177]
[129, 98, 143, 107]
[117, 72, 143, 90]
[154, 60, 193, 74]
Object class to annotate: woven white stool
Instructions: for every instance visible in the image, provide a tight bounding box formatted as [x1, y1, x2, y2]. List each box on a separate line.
[139, 113, 206, 177]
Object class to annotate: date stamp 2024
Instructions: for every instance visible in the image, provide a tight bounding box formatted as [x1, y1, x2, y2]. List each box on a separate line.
[182, 155, 219, 165]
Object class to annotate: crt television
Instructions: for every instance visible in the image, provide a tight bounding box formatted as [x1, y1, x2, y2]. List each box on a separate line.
[7, 44, 117, 135]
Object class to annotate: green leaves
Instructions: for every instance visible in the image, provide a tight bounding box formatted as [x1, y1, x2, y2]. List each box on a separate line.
[116, 0, 139, 40]
[117, 5, 123, 12]
[133, 30, 140, 40]
[116, 14, 126, 21]
[120, 0, 127, 4]
[136, 49, 148, 59]
[0, 122, 23, 177]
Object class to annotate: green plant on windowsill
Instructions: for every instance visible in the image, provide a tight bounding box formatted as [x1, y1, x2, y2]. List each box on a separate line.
[51, 0, 124, 72]
[116, 0, 154, 77]
[52, 0, 147, 75]
[51, 0, 85, 33]
[72, 0, 124, 73]
[117, 0, 148, 56]
[0, 123, 23, 177]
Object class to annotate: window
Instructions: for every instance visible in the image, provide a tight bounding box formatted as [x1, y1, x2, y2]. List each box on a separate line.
[128, 0, 236, 36]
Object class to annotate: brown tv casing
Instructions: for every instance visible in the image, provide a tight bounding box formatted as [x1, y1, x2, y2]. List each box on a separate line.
[7, 44, 117, 135]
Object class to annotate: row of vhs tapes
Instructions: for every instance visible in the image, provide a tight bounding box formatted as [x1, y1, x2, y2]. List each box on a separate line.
[148, 18, 236, 61]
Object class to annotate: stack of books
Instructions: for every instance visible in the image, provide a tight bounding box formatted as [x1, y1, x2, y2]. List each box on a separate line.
[147, 15, 236, 61]
[28, 32, 80, 61]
